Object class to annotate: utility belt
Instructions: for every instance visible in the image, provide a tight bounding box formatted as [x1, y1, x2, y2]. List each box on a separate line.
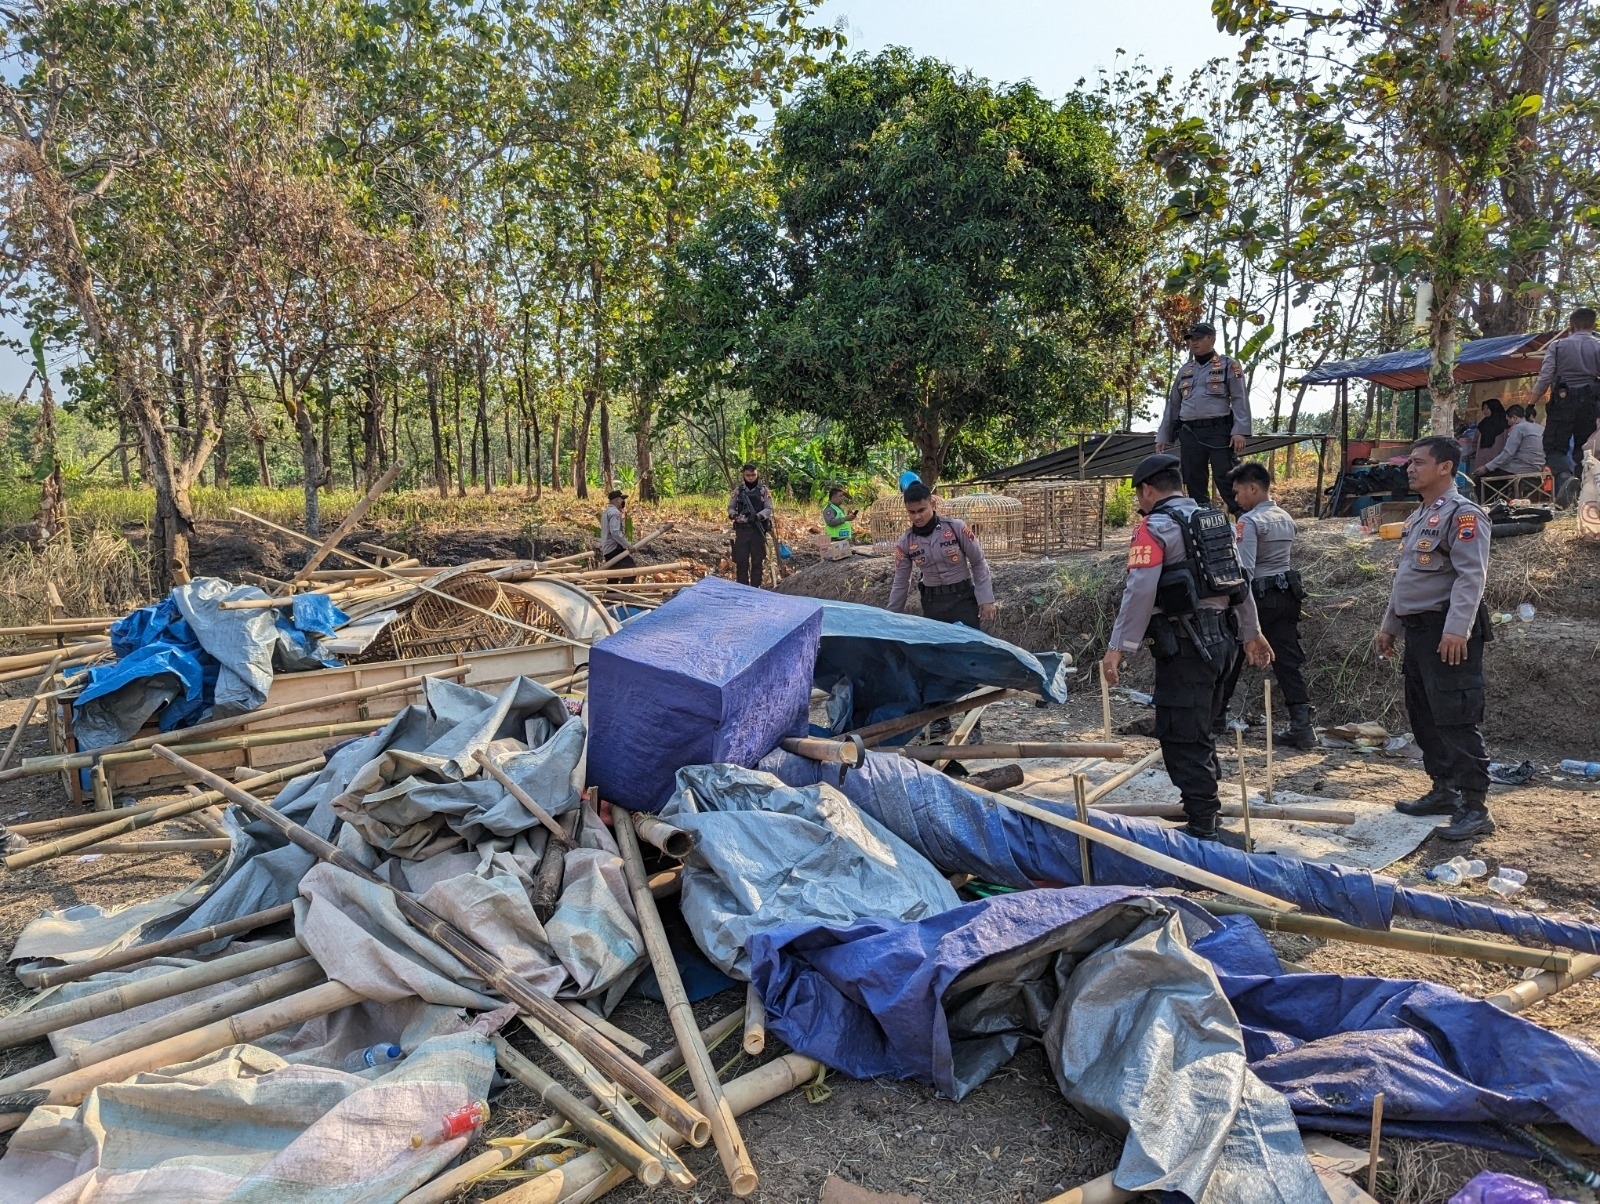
[919, 578, 974, 598]
[1144, 605, 1237, 662]
[1553, 381, 1597, 402]
[1399, 602, 1493, 642]
[1180, 414, 1234, 428]
[1251, 569, 1303, 600]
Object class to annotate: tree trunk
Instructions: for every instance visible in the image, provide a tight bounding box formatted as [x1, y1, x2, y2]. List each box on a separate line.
[425, 351, 450, 498]
[362, 355, 384, 487]
[573, 391, 596, 500]
[475, 343, 493, 496]
[212, 339, 232, 488]
[634, 387, 657, 501]
[319, 392, 335, 494]
[907, 382, 948, 488]
[295, 397, 323, 536]
[549, 408, 562, 491]
[452, 362, 466, 498]
[599, 397, 614, 493]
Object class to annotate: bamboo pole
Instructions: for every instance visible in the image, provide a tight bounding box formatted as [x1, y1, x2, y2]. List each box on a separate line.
[632, 813, 695, 859]
[402, 1009, 744, 1204]
[487, 1053, 820, 1204]
[742, 983, 766, 1056]
[0, 646, 107, 685]
[898, 741, 1126, 762]
[32, 904, 298, 989]
[555, 561, 694, 583]
[2, 669, 464, 782]
[1485, 953, 1600, 1012]
[1083, 748, 1164, 806]
[150, 745, 710, 1146]
[0, 653, 63, 772]
[0, 958, 324, 1096]
[1202, 902, 1575, 970]
[1099, 662, 1113, 743]
[968, 784, 1298, 913]
[285, 461, 403, 588]
[778, 735, 864, 765]
[1041, 1175, 1133, 1204]
[1089, 799, 1355, 825]
[1234, 727, 1254, 854]
[0, 619, 117, 638]
[229, 507, 591, 652]
[614, 812, 758, 1196]
[1073, 774, 1094, 887]
[91, 837, 232, 854]
[559, 1001, 648, 1061]
[492, 1035, 669, 1189]
[473, 749, 572, 846]
[0, 640, 107, 673]
[0, 937, 306, 1049]
[0, 979, 363, 1131]
[9, 790, 279, 838]
[846, 688, 1022, 747]
[931, 703, 986, 772]
[7, 756, 324, 871]
[1263, 679, 1275, 806]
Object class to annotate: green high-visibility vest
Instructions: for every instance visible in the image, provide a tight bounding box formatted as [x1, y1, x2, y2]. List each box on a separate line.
[822, 502, 852, 540]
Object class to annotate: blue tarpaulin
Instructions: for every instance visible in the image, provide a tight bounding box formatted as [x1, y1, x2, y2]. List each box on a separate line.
[586, 578, 822, 813]
[72, 579, 346, 751]
[763, 748, 1600, 955]
[810, 598, 1069, 735]
[749, 888, 1600, 1154]
[1299, 332, 1552, 390]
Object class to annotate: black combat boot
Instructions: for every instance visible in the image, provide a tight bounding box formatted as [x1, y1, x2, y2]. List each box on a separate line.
[1437, 794, 1496, 839]
[1558, 473, 1583, 508]
[1179, 813, 1247, 850]
[1275, 704, 1316, 750]
[1211, 712, 1229, 737]
[1395, 783, 1462, 816]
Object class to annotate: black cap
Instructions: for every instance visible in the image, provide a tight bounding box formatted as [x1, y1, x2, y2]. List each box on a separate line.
[607, 489, 626, 501]
[1131, 453, 1181, 488]
[1185, 321, 1216, 339]
[903, 482, 932, 503]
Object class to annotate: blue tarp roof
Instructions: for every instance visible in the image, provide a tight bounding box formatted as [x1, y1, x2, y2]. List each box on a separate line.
[1300, 332, 1553, 389]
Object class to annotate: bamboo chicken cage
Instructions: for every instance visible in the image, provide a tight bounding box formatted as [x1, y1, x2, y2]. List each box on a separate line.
[1005, 480, 1106, 553]
[938, 493, 1025, 558]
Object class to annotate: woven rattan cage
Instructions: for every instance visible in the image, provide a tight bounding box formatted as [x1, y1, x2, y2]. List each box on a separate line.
[1006, 481, 1106, 553]
[357, 571, 549, 662]
[940, 493, 1025, 558]
[867, 494, 908, 545]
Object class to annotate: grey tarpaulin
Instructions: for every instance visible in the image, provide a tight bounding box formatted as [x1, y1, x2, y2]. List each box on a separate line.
[659, 764, 960, 978]
[1046, 910, 1327, 1203]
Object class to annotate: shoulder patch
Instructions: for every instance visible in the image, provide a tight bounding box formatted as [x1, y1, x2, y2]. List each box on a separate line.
[1128, 518, 1164, 569]
[1457, 511, 1479, 541]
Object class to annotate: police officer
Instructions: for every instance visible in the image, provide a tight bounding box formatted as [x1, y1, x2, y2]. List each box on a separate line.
[1530, 306, 1600, 505]
[1215, 461, 1315, 747]
[1101, 454, 1273, 843]
[887, 482, 996, 628]
[1156, 321, 1252, 516]
[1377, 437, 1495, 840]
[821, 486, 855, 541]
[599, 489, 636, 568]
[728, 462, 774, 587]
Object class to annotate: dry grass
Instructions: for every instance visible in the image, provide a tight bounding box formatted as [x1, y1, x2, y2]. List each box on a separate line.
[0, 528, 152, 630]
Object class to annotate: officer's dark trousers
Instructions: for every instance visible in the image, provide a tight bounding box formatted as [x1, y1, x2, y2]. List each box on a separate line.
[732, 525, 766, 586]
[1177, 417, 1241, 515]
[1217, 585, 1308, 715]
[1401, 609, 1491, 797]
[1154, 620, 1238, 823]
[1544, 385, 1598, 479]
[601, 551, 637, 570]
[920, 579, 980, 627]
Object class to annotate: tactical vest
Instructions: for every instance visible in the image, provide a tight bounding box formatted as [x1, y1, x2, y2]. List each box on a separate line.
[1151, 498, 1248, 615]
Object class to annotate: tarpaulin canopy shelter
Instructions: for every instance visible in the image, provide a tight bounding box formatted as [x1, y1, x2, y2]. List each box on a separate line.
[1299, 331, 1556, 513]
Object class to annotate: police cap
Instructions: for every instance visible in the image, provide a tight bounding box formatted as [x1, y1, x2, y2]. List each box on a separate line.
[607, 489, 626, 501]
[1131, 453, 1181, 489]
[1185, 321, 1216, 339]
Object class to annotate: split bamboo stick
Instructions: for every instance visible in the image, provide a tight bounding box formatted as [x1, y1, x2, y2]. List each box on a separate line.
[489, 1053, 820, 1204]
[1485, 954, 1600, 1012]
[0, 979, 362, 1131]
[151, 745, 711, 1146]
[1201, 902, 1574, 970]
[1099, 662, 1113, 743]
[898, 741, 1126, 762]
[931, 703, 986, 772]
[556, 561, 694, 582]
[401, 1009, 743, 1204]
[1041, 1174, 1132, 1204]
[92, 837, 233, 854]
[614, 813, 758, 1196]
[1263, 679, 1275, 806]
[742, 983, 766, 1056]
[968, 783, 1298, 913]
[230, 507, 591, 651]
[0, 653, 63, 771]
[285, 461, 403, 588]
[0, 936, 306, 1049]
[1083, 748, 1164, 805]
[2, 669, 465, 782]
[632, 813, 695, 859]
[1074, 774, 1094, 887]
[0, 958, 324, 1095]
[32, 903, 298, 989]
[1089, 799, 1356, 825]
[473, 749, 571, 846]
[846, 688, 1022, 747]
[492, 1035, 669, 1189]
[7, 756, 325, 871]
[1234, 727, 1253, 854]
[9, 791, 273, 838]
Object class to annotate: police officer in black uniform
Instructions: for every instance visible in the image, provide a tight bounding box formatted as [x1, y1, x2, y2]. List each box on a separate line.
[1156, 321, 1252, 516]
[1102, 454, 1273, 842]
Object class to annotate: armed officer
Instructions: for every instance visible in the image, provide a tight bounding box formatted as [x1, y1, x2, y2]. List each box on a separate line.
[1101, 455, 1273, 843]
[599, 489, 636, 568]
[887, 482, 996, 628]
[1214, 461, 1315, 747]
[1378, 436, 1495, 840]
[1156, 321, 1252, 516]
[728, 462, 774, 587]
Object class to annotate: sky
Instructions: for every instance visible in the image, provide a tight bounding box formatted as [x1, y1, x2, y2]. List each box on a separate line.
[3, 1, 1282, 421]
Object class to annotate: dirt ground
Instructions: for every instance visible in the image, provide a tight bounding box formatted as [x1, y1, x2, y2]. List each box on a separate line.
[1, 508, 1598, 1202]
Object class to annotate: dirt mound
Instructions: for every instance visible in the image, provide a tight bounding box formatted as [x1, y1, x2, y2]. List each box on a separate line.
[778, 517, 1600, 758]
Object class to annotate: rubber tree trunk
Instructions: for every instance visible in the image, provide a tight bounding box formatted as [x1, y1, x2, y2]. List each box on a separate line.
[425, 351, 450, 499]
[295, 399, 323, 536]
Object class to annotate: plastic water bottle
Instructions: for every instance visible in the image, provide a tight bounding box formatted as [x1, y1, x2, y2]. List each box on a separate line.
[344, 1043, 402, 1072]
[1461, 859, 1487, 880]
[1427, 860, 1465, 885]
[1496, 867, 1528, 885]
[1559, 760, 1600, 777]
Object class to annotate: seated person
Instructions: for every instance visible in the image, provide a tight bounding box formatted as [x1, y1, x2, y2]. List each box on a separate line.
[1475, 404, 1546, 495]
